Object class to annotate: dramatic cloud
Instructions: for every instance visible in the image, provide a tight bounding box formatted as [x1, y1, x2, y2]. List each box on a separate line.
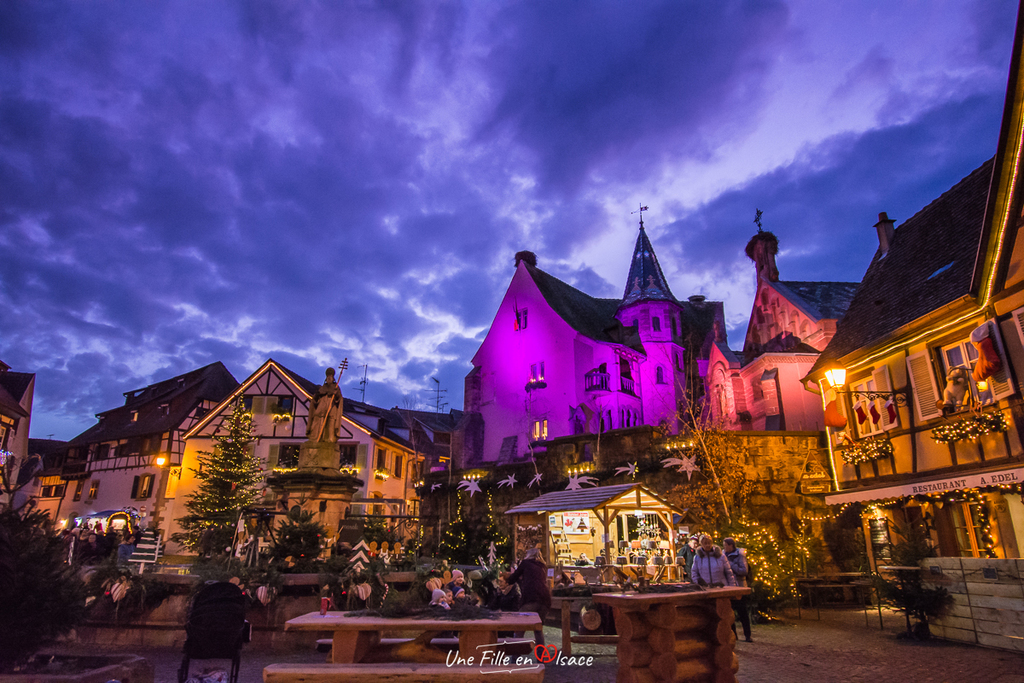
[0, 0, 1019, 439]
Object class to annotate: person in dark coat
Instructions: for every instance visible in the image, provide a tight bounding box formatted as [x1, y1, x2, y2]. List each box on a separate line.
[488, 571, 522, 612]
[724, 537, 752, 642]
[680, 535, 699, 580]
[508, 548, 551, 644]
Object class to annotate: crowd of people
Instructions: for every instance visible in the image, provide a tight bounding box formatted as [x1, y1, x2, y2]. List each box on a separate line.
[59, 520, 142, 566]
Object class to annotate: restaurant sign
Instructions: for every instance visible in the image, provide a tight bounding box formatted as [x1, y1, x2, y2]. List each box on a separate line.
[826, 466, 1024, 505]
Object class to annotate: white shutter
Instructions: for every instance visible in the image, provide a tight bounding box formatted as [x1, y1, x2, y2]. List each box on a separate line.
[252, 396, 268, 414]
[267, 444, 279, 469]
[356, 443, 368, 469]
[872, 365, 900, 431]
[906, 351, 943, 422]
[987, 320, 1015, 400]
[1013, 307, 1024, 348]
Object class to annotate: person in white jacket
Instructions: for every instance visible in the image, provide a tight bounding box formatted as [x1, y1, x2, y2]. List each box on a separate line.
[690, 535, 736, 588]
[724, 537, 752, 642]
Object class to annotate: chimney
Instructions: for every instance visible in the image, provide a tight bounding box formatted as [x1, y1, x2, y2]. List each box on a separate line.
[874, 212, 895, 256]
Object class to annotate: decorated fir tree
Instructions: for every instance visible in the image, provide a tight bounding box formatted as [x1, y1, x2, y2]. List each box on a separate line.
[174, 400, 264, 552]
[437, 493, 474, 564]
[270, 508, 327, 572]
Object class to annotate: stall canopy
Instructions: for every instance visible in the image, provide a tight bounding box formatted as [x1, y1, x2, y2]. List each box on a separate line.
[505, 483, 685, 565]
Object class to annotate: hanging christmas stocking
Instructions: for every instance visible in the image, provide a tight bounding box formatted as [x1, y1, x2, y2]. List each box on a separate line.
[869, 402, 881, 425]
[884, 399, 897, 424]
[971, 322, 1002, 381]
[854, 401, 868, 424]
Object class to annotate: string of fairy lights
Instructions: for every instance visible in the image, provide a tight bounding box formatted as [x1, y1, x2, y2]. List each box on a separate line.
[931, 411, 1009, 443]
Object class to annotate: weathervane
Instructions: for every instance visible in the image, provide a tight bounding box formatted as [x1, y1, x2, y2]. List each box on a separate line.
[631, 203, 650, 229]
[754, 208, 764, 232]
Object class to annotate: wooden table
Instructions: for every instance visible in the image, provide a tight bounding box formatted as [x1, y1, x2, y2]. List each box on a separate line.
[595, 587, 750, 683]
[284, 611, 543, 664]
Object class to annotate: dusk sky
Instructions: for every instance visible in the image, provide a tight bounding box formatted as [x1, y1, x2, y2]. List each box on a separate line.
[2, 0, 1019, 440]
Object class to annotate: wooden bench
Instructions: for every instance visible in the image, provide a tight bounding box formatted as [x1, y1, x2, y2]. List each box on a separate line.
[264, 662, 545, 683]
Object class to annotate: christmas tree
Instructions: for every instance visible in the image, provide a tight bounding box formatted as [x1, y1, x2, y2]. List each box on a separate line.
[173, 400, 264, 552]
[437, 492, 474, 564]
[270, 508, 327, 572]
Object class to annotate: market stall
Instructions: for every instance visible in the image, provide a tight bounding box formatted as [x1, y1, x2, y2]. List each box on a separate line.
[504, 483, 684, 573]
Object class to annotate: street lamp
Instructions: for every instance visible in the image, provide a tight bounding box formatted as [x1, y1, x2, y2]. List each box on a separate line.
[824, 365, 910, 405]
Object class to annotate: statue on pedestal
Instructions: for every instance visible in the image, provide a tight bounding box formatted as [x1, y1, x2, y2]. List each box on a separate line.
[307, 367, 343, 444]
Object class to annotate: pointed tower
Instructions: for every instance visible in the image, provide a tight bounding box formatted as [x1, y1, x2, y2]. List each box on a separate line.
[615, 217, 688, 433]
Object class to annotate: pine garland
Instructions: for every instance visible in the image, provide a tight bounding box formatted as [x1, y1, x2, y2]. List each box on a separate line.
[173, 400, 264, 551]
[931, 412, 1008, 444]
[837, 436, 893, 466]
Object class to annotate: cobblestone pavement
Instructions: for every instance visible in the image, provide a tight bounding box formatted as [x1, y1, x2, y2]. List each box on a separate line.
[52, 607, 1024, 683]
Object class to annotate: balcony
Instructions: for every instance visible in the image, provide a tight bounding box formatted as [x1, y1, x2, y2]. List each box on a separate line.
[620, 376, 636, 396]
[585, 371, 610, 392]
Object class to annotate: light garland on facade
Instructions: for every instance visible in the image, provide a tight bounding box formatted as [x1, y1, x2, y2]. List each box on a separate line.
[567, 462, 595, 476]
[931, 412, 1009, 444]
[373, 468, 390, 481]
[836, 436, 894, 465]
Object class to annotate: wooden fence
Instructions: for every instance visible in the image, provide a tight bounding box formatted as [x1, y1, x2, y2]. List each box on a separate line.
[921, 557, 1024, 653]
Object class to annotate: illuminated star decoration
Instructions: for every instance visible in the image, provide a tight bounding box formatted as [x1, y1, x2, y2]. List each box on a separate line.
[431, 483, 442, 492]
[528, 473, 543, 488]
[663, 455, 700, 480]
[615, 462, 638, 478]
[497, 474, 517, 489]
[457, 479, 483, 497]
[566, 474, 598, 490]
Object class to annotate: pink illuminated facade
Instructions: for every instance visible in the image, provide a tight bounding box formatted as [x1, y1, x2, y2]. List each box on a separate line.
[705, 232, 858, 431]
[464, 226, 724, 464]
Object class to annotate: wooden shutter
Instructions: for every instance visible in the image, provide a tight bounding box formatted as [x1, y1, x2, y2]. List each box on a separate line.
[130, 476, 140, 499]
[1012, 307, 1024, 348]
[252, 396, 268, 414]
[356, 444, 368, 469]
[268, 444, 279, 469]
[872, 365, 899, 431]
[906, 351, 943, 422]
[986, 320, 1016, 400]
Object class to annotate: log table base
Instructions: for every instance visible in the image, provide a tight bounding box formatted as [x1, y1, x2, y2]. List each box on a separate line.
[594, 587, 750, 683]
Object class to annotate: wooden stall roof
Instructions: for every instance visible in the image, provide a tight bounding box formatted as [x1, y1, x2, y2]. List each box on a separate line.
[503, 483, 684, 516]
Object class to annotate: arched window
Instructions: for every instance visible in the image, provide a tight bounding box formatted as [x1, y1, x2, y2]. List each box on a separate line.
[652, 316, 661, 332]
[656, 366, 665, 384]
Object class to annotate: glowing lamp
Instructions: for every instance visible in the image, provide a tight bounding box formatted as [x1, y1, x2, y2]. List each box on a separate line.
[154, 455, 168, 467]
[824, 367, 847, 389]
[977, 379, 989, 392]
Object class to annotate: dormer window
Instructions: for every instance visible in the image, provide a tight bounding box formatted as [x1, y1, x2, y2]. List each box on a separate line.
[159, 404, 169, 416]
[131, 410, 138, 422]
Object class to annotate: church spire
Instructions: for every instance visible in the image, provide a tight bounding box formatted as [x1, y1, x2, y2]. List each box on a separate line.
[620, 207, 677, 308]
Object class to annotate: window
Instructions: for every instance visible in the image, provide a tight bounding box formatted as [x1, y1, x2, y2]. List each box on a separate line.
[159, 404, 169, 416]
[940, 331, 1014, 407]
[670, 316, 677, 337]
[95, 443, 111, 461]
[652, 317, 661, 332]
[39, 477, 65, 498]
[852, 377, 884, 438]
[274, 396, 295, 415]
[88, 480, 99, 500]
[376, 447, 387, 470]
[130, 410, 138, 422]
[242, 396, 254, 412]
[339, 444, 357, 467]
[529, 362, 545, 382]
[279, 444, 300, 469]
[131, 474, 154, 500]
[950, 501, 985, 557]
[532, 419, 548, 441]
[73, 480, 85, 502]
[656, 366, 666, 384]
[515, 308, 529, 331]
[393, 454, 404, 478]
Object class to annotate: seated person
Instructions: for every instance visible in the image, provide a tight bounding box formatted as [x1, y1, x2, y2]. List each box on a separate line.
[446, 569, 467, 600]
[577, 553, 590, 566]
[430, 588, 451, 610]
[488, 572, 522, 612]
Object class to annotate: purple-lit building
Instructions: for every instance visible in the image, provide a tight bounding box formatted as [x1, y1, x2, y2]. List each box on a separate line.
[463, 225, 724, 465]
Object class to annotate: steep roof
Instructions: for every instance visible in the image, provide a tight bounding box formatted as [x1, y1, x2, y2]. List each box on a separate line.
[620, 226, 678, 307]
[67, 362, 238, 446]
[524, 264, 635, 347]
[272, 360, 320, 397]
[343, 398, 413, 448]
[774, 281, 860, 320]
[0, 371, 34, 403]
[812, 158, 994, 372]
[504, 482, 683, 515]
